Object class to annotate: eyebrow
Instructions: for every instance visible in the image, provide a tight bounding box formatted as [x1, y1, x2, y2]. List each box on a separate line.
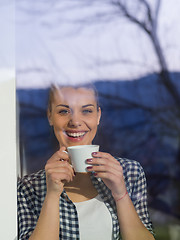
[56, 104, 70, 108]
[82, 104, 95, 108]
[56, 104, 95, 108]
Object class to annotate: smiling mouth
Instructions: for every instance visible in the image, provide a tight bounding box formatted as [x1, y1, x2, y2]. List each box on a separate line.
[66, 131, 87, 138]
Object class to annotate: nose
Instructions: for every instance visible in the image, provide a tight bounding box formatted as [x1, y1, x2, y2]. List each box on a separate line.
[68, 111, 82, 127]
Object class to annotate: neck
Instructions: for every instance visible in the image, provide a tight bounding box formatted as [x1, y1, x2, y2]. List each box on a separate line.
[64, 172, 98, 202]
[65, 172, 92, 189]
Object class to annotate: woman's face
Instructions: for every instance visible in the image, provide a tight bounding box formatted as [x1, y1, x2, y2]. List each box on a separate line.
[48, 87, 101, 148]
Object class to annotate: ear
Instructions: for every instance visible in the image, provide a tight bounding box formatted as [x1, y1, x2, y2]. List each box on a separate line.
[47, 109, 53, 126]
[97, 107, 101, 125]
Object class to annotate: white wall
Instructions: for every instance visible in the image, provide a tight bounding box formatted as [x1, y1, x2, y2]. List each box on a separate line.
[0, 72, 17, 239]
[0, 2, 17, 238]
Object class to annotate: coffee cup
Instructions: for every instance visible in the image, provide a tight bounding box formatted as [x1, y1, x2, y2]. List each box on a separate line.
[67, 145, 99, 172]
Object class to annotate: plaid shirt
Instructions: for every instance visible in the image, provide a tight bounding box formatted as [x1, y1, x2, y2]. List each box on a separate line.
[17, 157, 154, 239]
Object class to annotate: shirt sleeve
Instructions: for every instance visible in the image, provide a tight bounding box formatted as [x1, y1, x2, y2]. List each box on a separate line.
[17, 179, 38, 240]
[131, 162, 154, 235]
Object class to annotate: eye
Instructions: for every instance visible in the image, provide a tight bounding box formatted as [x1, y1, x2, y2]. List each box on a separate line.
[82, 109, 93, 114]
[58, 109, 70, 115]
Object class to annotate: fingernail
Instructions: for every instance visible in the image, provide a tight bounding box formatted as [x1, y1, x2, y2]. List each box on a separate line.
[92, 152, 97, 155]
[86, 158, 93, 163]
[87, 166, 93, 171]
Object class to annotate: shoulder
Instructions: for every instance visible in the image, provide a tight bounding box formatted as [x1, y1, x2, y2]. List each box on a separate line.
[115, 157, 145, 182]
[116, 157, 143, 172]
[17, 169, 46, 196]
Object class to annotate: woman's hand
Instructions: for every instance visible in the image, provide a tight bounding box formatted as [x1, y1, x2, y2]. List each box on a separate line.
[87, 152, 127, 201]
[45, 146, 75, 197]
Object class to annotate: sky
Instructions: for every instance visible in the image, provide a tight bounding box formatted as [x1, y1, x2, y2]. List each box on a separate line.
[0, 0, 180, 88]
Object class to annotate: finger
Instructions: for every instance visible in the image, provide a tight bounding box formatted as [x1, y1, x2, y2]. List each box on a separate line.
[59, 146, 69, 157]
[45, 161, 75, 177]
[93, 171, 126, 197]
[87, 166, 123, 182]
[87, 164, 123, 175]
[48, 171, 73, 183]
[57, 149, 69, 161]
[46, 166, 75, 179]
[94, 171, 121, 182]
[92, 152, 120, 165]
[46, 161, 74, 172]
[46, 165, 74, 182]
[86, 157, 122, 171]
[47, 150, 69, 164]
[60, 146, 67, 152]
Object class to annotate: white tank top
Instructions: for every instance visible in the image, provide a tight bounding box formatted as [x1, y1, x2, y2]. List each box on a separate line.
[74, 195, 113, 240]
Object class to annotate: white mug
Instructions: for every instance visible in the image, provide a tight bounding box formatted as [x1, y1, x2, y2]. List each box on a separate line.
[67, 145, 99, 172]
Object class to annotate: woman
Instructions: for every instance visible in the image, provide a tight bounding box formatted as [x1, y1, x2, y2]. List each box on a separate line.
[18, 84, 155, 240]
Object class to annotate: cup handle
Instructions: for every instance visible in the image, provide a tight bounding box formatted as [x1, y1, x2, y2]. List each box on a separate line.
[62, 150, 73, 169]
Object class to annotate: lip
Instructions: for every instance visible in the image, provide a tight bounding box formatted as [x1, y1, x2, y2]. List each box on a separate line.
[64, 130, 88, 142]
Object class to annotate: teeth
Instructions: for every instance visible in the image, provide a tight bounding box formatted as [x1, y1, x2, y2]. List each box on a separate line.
[67, 132, 86, 138]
